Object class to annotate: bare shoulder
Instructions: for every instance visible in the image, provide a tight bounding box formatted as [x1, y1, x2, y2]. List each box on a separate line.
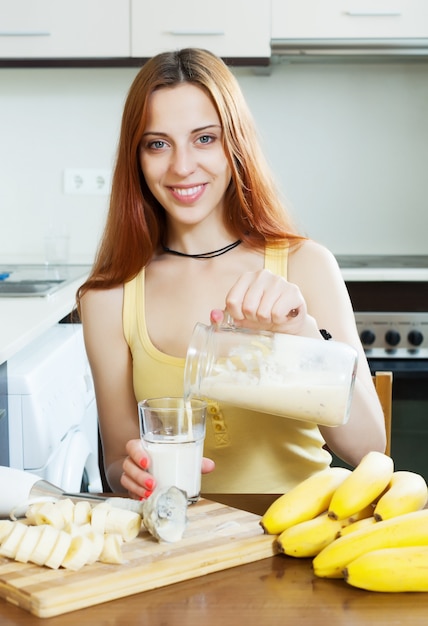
[79, 285, 124, 342]
[80, 285, 124, 317]
[288, 239, 341, 284]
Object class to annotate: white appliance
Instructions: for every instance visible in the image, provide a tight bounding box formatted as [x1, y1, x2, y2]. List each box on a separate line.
[7, 324, 102, 493]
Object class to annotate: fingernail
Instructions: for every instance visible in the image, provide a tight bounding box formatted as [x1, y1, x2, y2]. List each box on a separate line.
[139, 457, 149, 470]
[143, 489, 153, 499]
[144, 477, 155, 490]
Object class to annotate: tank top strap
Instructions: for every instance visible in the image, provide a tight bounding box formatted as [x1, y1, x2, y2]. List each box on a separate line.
[264, 244, 289, 279]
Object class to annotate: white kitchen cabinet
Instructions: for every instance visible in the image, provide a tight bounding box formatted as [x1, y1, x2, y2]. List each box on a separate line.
[0, 0, 130, 58]
[131, 0, 271, 61]
[272, 0, 428, 39]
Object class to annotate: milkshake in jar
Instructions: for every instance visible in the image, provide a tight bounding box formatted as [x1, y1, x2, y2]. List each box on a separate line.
[184, 322, 358, 427]
[138, 397, 207, 503]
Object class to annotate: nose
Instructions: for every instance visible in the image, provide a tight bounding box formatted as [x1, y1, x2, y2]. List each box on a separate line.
[169, 144, 196, 177]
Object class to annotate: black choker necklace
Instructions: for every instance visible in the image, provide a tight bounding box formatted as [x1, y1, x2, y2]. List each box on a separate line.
[162, 239, 242, 259]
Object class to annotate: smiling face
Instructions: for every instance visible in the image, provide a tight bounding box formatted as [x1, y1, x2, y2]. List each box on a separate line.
[139, 83, 232, 232]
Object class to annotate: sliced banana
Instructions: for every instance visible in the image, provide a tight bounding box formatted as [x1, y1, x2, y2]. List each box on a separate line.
[30, 525, 61, 566]
[90, 503, 111, 534]
[0, 519, 14, 543]
[0, 522, 27, 559]
[61, 534, 93, 571]
[84, 530, 104, 564]
[15, 525, 43, 563]
[99, 533, 123, 564]
[25, 501, 46, 525]
[44, 530, 72, 570]
[33, 501, 66, 530]
[105, 507, 142, 542]
[55, 499, 75, 529]
[73, 500, 92, 526]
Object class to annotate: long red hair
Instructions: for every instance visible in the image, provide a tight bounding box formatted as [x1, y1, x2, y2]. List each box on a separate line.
[77, 48, 304, 304]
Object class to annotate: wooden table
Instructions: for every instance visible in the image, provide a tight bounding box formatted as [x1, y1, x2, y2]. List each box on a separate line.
[1, 494, 427, 625]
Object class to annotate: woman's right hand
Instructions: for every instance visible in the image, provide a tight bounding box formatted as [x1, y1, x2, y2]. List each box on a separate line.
[120, 439, 216, 500]
[121, 439, 155, 500]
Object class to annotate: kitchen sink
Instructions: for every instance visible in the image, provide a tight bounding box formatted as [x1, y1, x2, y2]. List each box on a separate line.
[0, 264, 92, 297]
[0, 280, 65, 296]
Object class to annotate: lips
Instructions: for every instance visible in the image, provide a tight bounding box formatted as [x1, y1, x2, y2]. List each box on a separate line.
[168, 184, 206, 203]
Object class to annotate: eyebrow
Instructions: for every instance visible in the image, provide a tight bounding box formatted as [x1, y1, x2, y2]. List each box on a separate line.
[142, 124, 222, 137]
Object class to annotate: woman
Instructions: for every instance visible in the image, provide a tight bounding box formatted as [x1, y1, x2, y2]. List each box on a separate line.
[77, 48, 385, 499]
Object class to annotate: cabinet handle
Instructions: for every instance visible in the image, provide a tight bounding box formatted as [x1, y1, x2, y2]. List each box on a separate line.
[0, 31, 51, 37]
[345, 10, 401, 16]
[168, 30, 225, 36]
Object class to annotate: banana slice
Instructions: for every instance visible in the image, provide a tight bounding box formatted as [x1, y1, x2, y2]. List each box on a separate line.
[44, 530, 72, 570]
[85, 530, 104, 564]
[0, 522, 28, 559]
[15, 525, 43, 563]
[55, 499, 75, 529]
[61, 534, 93, 571]
[30, 525, 61, 566]
[99, 533, 123, 564]
[0, 519, 14, 543]
[73, 500, 92, 526]
[25, 501, 46, 525]
[33, 502, 66, 530]
[90, 503, 111, 534]
[105, 508, 142, 542]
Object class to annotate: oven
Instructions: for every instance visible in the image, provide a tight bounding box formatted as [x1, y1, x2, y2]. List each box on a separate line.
[336, 255, 428, 482]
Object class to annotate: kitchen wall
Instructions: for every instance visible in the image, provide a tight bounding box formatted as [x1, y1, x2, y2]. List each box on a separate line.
[0, 59, 427, 264]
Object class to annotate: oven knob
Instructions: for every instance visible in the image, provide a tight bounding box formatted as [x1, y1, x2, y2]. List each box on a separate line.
[360, 330, 376, 346]
[408, 330, 424, 347]
[385, 330, 401, 346]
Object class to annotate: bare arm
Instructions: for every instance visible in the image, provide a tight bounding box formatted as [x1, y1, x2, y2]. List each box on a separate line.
[288, 241, 386, 466]
[79, 286, 148, 494]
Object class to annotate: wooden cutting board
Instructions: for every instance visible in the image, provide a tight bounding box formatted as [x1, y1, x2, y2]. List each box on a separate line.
[0, 498, 278, 618]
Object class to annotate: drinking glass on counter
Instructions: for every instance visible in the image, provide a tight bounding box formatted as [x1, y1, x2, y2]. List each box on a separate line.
[138, 397, 207, 503]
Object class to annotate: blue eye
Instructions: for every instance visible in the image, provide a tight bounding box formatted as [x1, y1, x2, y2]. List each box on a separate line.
[150, 140, 166, 149]
[198, 135, 213, 145]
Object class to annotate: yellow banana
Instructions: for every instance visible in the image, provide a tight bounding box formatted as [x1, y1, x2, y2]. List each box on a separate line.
[313, 508, 428, 578]
[338, 515, 376, 537]
[373, 470, 428, 521]
[344, 546, 428, 592]
[328, 451, 394, 520]
[277, 504, 374, 558]
[260, 467, 351, 535]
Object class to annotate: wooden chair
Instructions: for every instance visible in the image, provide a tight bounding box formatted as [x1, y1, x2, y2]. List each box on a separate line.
[372, 371, 393, 456]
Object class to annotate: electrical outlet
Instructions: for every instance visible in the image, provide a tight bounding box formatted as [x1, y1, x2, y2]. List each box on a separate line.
[63, 168, 112, 196]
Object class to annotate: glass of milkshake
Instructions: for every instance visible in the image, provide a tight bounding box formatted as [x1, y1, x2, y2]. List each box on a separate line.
[138, 397, 207, 503]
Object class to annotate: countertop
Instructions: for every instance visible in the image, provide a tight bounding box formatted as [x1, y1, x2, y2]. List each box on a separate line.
[0, 273, 88, 364]
[1, 494, 426, 626]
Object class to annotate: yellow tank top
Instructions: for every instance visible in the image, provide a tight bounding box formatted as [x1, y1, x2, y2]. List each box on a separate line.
[123, 246, 331, 493]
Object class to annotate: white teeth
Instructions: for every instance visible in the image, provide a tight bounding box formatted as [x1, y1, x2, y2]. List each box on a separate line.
[173, 185, 202, 197]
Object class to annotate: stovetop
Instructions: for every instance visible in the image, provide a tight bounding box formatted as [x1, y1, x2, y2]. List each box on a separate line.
[336, 255, 428, 282]
[335, 255, 428, 269]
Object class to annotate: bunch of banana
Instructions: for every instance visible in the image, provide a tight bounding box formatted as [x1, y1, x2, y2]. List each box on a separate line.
[312, 508, 428, 578]
[260, 467, 351, 535]
[260, 450, 428, 589]
[344, 546, 428, 592]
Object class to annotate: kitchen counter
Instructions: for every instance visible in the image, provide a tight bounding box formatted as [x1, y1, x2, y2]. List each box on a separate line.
[1, 494, 427, 626]
[0, 271, 89, 364]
